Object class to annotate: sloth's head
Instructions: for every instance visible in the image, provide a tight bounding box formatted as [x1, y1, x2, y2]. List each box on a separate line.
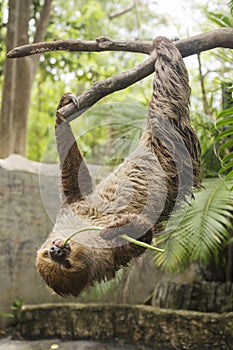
[36, 238, 90, 297]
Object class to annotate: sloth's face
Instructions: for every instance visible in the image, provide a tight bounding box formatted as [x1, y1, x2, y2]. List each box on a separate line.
[36, 238, 89, 297]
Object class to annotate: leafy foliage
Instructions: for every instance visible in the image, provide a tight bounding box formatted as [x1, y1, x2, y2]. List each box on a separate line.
[26, 0, 157, 161]
[215, 102, 233, 188]
[191, 112, 221, 178]
[206, 11, 233, 27]
[200, 1, 233, 188]
[229, 0, 233, 14]
[154, 178, 233, 272]
[81, 269, 124, 300]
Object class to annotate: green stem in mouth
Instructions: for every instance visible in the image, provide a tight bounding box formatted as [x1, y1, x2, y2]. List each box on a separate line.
[62, 226, 103, 247]
[62, 226, 164, 253]
[120, 234, 165, 252]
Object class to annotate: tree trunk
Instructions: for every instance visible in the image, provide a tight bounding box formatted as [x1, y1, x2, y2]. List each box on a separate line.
[0, 0, 19, 156]
[197, 53, 212, 116]
[0, 0, 53, 158]
[12, 0, 32, 155]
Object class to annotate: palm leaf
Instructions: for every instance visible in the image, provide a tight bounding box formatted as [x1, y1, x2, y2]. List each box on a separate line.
[81, 269, 125, 300]
[216, 108, 233, 124]
[154, 178, 233, 271]
[154, 230, 190, 272]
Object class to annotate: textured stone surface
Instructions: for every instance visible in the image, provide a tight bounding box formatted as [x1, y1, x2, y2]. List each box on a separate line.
[0, 157, 62, 328]
[14, 303, 233, 350]
[152, 281, 233, 313]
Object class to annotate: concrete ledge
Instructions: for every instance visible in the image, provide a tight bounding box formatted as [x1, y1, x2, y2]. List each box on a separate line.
[14, 303, 233, 349]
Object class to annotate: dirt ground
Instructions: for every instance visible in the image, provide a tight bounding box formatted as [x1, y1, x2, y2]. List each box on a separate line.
[0, 337, 155, 350]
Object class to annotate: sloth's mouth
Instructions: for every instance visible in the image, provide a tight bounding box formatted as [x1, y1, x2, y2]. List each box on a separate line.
[49, 238, 71, 268]
[53, 238, 70, 249]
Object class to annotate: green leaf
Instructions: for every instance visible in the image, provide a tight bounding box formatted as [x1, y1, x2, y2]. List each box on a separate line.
[215, 108, 233, 182]
[226, 169, 233, 182]
[216, 126, 233, 141]
[218, 138, 233, 156]
[222, 152, 233, 164]
[154, 231, 189, 272]
[217, 107, 233, 119]
[207, 12, 233, 27]
[219, 161, 233, 173]
[216, 114, 233, 128]
[154, 178, 233, 271]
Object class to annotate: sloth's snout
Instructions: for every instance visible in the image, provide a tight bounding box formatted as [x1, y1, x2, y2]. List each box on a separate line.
[49, 241, 70, 264]
[50, 244, 65, 259]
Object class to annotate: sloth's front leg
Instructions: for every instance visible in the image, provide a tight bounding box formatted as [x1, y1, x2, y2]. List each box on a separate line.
[55, 93, 93, 204]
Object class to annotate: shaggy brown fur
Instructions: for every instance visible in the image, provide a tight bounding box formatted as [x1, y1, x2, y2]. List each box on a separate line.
[36, 37, 201, 297]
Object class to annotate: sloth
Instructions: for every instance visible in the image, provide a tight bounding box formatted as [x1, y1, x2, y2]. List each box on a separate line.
[36, 37, 201, 297]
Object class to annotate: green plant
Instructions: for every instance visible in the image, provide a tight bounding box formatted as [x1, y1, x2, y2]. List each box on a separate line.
[0, 299, 24, 320]
[11, 299, 24, 313]
[82, 268, 125, 300]
[215, 90, 233, 188]
[154, 177, 233, 281]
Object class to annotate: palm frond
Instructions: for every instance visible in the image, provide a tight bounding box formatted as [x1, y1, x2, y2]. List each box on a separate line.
[81, 269, 125, 300]
[154, 178, 233, 271]
[154, 229, 190, 272]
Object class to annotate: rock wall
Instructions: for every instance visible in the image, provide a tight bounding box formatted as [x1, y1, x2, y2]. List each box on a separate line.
[0, 155, 62, 328]
[14, 303, 233, 350]
[152, 281, 233, 313]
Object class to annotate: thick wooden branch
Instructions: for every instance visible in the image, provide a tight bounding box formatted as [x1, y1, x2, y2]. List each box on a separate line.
[175, 28, 233, 57]
[7, 28, 233, 123]
[7, 28, 233, 58]
[7, 36, 152, 57]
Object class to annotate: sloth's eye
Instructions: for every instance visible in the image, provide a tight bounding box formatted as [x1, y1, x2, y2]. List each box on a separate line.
[63, 260, 72, 269]
[43, 251, 49, 258]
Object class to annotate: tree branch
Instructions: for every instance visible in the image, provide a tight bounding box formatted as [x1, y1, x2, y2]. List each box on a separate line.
[7, 36, 152, 57]
[7, 28, 233, 58]
[7, 28, 233, 123]
[108, 4, 135, 19]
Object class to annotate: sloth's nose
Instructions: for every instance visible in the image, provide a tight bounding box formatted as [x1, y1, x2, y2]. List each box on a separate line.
[49, 244, 66, 263]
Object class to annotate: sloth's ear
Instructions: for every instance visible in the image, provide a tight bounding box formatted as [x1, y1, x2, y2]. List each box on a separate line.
[55, 94, 93, 205]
